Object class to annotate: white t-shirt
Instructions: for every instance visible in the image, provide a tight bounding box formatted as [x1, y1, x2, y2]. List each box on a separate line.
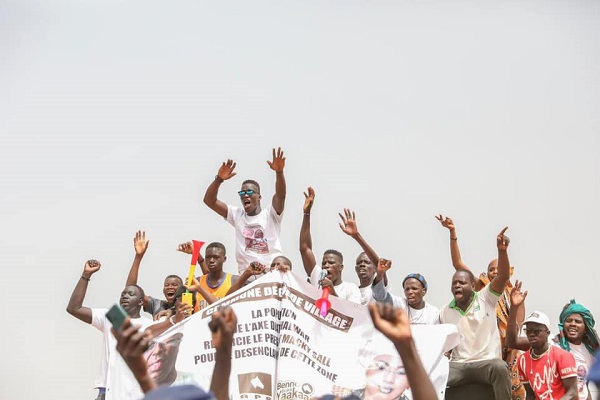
[226, 204, 283, 274]
[310, 265, 361, 304]
[91, 308, 154, 399]
[440, 286, 502, 363]
[568, 342, 594, 400]
[371, 279, 440, 325]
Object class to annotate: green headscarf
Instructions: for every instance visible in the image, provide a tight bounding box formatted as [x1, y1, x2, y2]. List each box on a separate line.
[557, 299, 599, 355]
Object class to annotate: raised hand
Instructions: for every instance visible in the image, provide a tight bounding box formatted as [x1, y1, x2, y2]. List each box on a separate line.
[208, 306, 237, 349]
[368, 302, 412, 343]
[176, 241, 193, 255]
[83, 259, 101, 277]
[266, 147, 286, 172]
[377, 258, 392, 274]
[338, 208, 358, 237]
[134, 230, 149, 256]
[510, 280, 528, 308]
[217, 159, 237, 181]
[435, 214, 455, 230]
[303, 187, 315, 214]
[248, 262, 266, 275]
[496, 227, 510, 251]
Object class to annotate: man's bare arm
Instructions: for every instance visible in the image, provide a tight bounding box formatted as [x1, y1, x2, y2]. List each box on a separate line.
[299, 187, 317, 276]
[126, 231, 150, 309]
[267, 147, 286, 215]
[66, 260, 101, 324]
[203, 159, 237, 218]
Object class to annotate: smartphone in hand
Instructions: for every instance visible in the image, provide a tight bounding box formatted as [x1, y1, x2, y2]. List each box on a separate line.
[181, 292, 193, 307]
[106, 304, 128, 331]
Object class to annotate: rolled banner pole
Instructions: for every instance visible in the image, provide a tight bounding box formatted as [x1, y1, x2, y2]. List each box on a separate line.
[186, 240, 205, 288]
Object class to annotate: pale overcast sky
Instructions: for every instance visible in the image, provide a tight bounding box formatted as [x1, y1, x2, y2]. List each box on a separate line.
[1, 1, 599, 399]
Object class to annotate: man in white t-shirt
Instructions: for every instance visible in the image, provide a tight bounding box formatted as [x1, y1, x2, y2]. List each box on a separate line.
[203, 148, 286, 278]
[440, 227, 513, 400]
[337, 208, 390, 305]
[299, 187, 361, 304]
[66, 260, 154, 400]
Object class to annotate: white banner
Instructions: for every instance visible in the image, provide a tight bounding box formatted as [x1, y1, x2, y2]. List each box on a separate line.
[141, 272, 459, 400]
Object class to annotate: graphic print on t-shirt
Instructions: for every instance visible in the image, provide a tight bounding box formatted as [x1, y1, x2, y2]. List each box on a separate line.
[243, 225, 269, 254]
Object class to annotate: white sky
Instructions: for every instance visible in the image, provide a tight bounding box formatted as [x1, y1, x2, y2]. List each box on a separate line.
[1, 1, 599, 399]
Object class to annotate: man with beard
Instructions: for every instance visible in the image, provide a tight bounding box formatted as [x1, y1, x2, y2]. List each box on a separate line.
[126, 230, 184, 319]
[337, 208, 389, 305]
[203, 148, 287, 280]
[440, 227, 513, 400]
[67, 259, 154, 400]
[299, 187, 361, 303]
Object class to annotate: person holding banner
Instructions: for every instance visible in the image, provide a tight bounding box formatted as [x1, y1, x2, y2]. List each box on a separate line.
[440, 227, 513, 400]
[126, 231, 185, 319]
[66, 259, 154, 400]
[300, 187, 361, 303]
[203, 148, 287, 280]
[337, 208, 390, 305]
[371, 259, 440, 325]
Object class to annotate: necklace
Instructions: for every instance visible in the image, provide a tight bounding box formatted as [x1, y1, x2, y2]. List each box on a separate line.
[530, 347, 549, 360]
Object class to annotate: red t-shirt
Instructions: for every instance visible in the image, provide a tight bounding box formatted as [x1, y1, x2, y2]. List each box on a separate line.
[517, 346, 577, 399]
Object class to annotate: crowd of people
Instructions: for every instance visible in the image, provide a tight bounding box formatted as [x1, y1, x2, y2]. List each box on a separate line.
[67, 148, 600, 400]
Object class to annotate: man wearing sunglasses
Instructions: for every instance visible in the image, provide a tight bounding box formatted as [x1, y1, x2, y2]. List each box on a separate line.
[204, 148, 286, 280]
[518, 311, 578, 400]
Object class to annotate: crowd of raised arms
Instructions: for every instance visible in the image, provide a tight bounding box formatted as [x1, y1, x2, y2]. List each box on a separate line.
[67, 148, 600, 400]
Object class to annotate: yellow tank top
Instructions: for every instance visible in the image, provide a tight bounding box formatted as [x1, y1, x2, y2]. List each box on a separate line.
[194, 273, 233, 312]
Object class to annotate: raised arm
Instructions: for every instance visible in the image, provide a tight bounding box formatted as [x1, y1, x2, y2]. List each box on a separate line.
[368, 302, 438, 400]
[225, 262, 266, 296]
[203, 159, 237, 219]
[299, 187, 317, 277]
[339, 208, 388, 286]
[126, 231, 151, 309]
[490, 227, 511, 294]
[435, 215, 470, 271]
[372, 258, 392, 285]
[66, 260, 101, 324]
[209, 307, 237, 400]
[177, 241, 208, 275]
[506, 280, 530, 351]
[267, 147, 286, 215]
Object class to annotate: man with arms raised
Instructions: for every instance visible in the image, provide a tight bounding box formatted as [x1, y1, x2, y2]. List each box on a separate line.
[126, 231, 185, 320]
[66, 259, 154, 400]
[203, 148, 286, 280]
[338, 208, 389, 305]
[441, 227, 513, 400]
[299, 187, 361, 303]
